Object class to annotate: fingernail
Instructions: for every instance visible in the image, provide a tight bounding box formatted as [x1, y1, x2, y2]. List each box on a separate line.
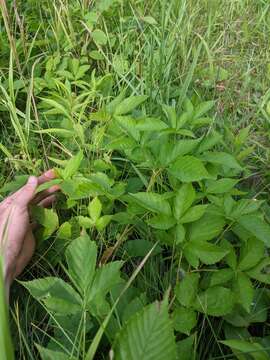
[45, 169, 55, 179]
[28, 176, 37, 185]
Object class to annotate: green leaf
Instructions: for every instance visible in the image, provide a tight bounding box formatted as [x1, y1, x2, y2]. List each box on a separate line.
[186, 241, 228, 265]
[194, 286, 234, 316]
[188, 211, 225, 242]
[206, 178, 238, 194]
[234, 272, 254, 313]
[96, 215, 112, 231]
[115, 116, 140, 141]
[221, 339, 269, 360]
[246, 258, 270, 284]
[173, 183, 195, 220]
[65, 236, 97, 295]
[135, 117, 168, 132]
[180, 205, 208, 223]
[197, 131, 223, 153]
[36, 178, 62, 193]
[36, 345, 74, 360]
[220, 239, 237, 270]
[175, 223, 186, 244]
[173, 307, 197, 335]
[114, 300, 177, 360]
[160, 139, 201, 166]
[194, 100, 215, 119]
[147, 214, 176, 230]
[31, 207, 59, 239]
[123, 239, 162, 257]
[114, 95, 148, 116]
[62, 151, 84, 180]
[231, 199, 264, 218]
[92, 29, 107, 45]
[129, 192, 171, 216]
[210, 268, 234, 287]
[176, 335, 195, 360]
[238, 215, 270, 246]
[169, 156, 210, 182]
[0, 175, 28, 194]
[21, 277, 81, 314]
[201, 152, 242, 170]
[175, 273, 200, 307]
[238, 237, 265, 271]
[88, 197, 102, 222]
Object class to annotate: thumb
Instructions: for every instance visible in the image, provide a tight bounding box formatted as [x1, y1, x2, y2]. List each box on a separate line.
[16, 176, 38, 206]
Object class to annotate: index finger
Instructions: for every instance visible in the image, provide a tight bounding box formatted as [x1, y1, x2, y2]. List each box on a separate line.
[37, 169, 56, 185]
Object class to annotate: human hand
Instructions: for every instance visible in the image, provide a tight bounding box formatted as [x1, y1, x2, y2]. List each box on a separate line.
[0, 170, 59, 291]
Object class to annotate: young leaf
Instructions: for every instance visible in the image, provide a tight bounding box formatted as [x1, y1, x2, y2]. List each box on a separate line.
[180, 205, 208, 223]
[96, 215, 112, 231]
[169, 156, 210, 182]
[31, 207, 59, 239]
[194, 286, 234, 316]
[21, 277, 82, 314]
[234, 272, 254, 313]
[129, 192, 171, 216]
[173, 183, 195, 220]
[238, 215, 270, 247]
[114, 95, 148, 116]
[114, 300, 177, 360]
[62, 151, 84, 180]
[65, 235, 97, 295]
[175, 273, 200, 307]
[173, 307, 197, 335]
[88, 197, 102, 222]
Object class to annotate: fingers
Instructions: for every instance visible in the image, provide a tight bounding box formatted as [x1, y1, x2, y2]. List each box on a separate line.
[14, 230, 36, 278]
[37, 169, 56, 185]
[10, 176, 38, 207]
[38, 194, 57, 208]
[32, 184, 60, 205]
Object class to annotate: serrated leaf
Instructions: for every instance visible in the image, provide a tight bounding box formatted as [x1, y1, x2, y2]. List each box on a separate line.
[21, 277, 81, 314]
[115, 116, 140, 141]
[65, 235, 97, 295]
[62, 151, 84, 180]
[180, 205, 208, 223]
[194, 100, 215, 119]
[92, 29, 107, 45]
[210, 268, 234, 287]
[169, 156, 210, 182]
[88, 197, 102, 222]
[221, 339, 268, 360]
[176, 334, 195, 360]
[186, 241, 228, 265]
[175, 273, 200, 307]
[194, 286, 234, 316]
[114, 95, 148, 116]
[123, 239, 162, 257]
[173, 183, 195, 220]
[96, 215, 112, 231]
[206, 178, 238, 194]
[201, 152, 242, 170]
[246, 258, 270, 284]
[135, 117, 168, 132]
[114, 300, 177, 360]
[188, 211, 225, 242]
[173, 307, 197, 335]
[238, 237, 265, 271]
[129, 192, 171, 216]
[234, 272, 254, 313]
[238, 215, 270, 246]
[147, 214, 176, 230]
[36, 345, 74, 360]
[31, 207, 59, 239]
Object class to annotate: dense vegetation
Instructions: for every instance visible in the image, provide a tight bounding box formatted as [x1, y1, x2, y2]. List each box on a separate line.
[0, 0, 270, 359]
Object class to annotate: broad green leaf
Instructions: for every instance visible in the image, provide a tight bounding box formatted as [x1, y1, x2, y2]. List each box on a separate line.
[169, 156, 210, 182]
[0, 175, 28, 194]
[231, 199, 264, 218]
[62, 151, 84, 180]
[173, 307, 197, 335]
[92, 29, 107, 45]
[31, 207, 59, 239]
[114, 95, 148, 116]
[210, 268, 234, 287]
[186, 241, 228, 265]
[96, 215, 112, 231]
[180, 205, 208, 223]
[197, 131, 223, 153]
[162, 104, 177, 128]
[88, 197, 102, 222]
[246, 258, 270, 284]
[220, 239, 237, 270]
[129, 192, 171, 216]
[238, 237, 265, 271]
[65, 236, 97, 295]
[114, 300, 177, 360]
[173, 183, 195, 220]
[221, 339, 269, 360]
[115, 116, 140, 141]
[194, 286, 234, 316]
[21, 277, 81, 314]
[206, 178, 238, 194]
[163, 139, 201, 165]
[238, 215, 270, 246]
[135, 117, 168, 132]
[147, 214, 176, 230]
[234, 272, 254, 313]
[201, 152, 242, 170]
[175, 273, 200, 307]
[176, 334, 195, 360]
[77, 216, 94, 229]
[175, 223, 186, 244]
[194, 100, 215, 119]
[188, 211, 225, 242]
[122, 293, 148, 323]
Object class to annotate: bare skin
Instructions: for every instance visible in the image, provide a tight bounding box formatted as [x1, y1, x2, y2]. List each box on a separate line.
[0, 169, 59, 294]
